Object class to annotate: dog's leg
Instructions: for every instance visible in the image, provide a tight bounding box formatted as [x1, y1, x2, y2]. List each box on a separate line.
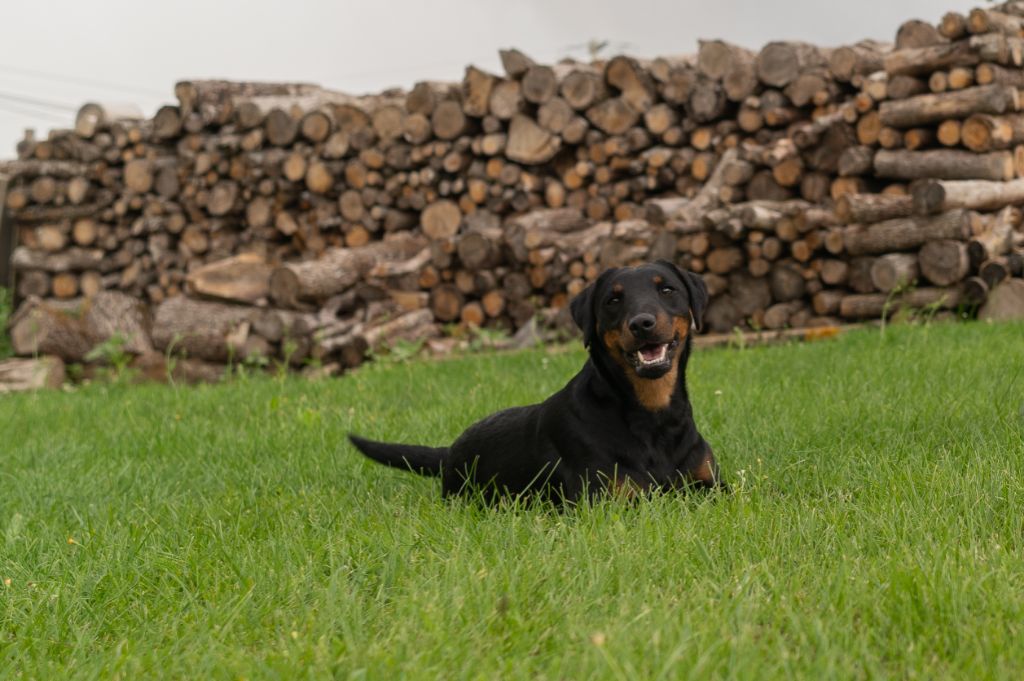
[685, 445, 730, 492]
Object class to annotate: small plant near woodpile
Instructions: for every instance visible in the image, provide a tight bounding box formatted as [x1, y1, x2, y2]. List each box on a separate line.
[370, 338, 426, 365]
[163, 333, 183, 385]
[0, 287, 12, 360]
[466, 325, 509, 352]
[84, 334, 134, 383]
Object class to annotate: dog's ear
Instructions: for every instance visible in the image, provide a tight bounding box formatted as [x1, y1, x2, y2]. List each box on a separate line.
[570, 281, 598, 348]
[570, 269, 614, 348]
[657, 260, 708, 332]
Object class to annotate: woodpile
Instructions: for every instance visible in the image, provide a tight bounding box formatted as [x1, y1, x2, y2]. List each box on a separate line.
[4, 3, 1024, 382]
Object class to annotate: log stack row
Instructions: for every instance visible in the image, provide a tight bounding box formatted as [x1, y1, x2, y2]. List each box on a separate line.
[4, 3, 1024, 380]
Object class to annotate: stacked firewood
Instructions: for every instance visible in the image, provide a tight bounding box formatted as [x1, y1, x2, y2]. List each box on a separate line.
[4, 3, 1024, 382]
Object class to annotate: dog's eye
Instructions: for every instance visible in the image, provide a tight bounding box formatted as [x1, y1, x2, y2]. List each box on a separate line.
[659, 285, 675, 295]
[605, 295, 621, 306]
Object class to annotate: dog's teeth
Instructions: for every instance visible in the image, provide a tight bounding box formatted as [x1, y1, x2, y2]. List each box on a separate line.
[638, 344, 668, 364]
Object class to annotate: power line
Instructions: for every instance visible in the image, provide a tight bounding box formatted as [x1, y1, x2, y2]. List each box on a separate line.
[0, 63, 166, 98]
[0, 90, 78, 112]
[0, 101, 69, 124]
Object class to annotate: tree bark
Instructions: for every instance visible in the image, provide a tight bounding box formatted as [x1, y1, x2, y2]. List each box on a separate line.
[269, 234, 425, 306]
[918, 239, 970, 285]
[911, 178, 1024, 214]
[874, 149, 1015, 181]
[844, 209, 971, 255]
[878, 85, 1018, 127]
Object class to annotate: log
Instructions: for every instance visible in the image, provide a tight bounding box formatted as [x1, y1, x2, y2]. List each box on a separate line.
[560, 67, 606, 111]
[978, 278, 1024, 321]
[456, 226, 503, 271]
[268, 234, 426, 306]
[462, 66, 497, 117]
[770, 262, 806, 302]
[975, 63, 1024, 87]
[870, 252, 919, 291]
[887, 75, 928, 100]
[919, 239, 970, 286]
[963, 276, 990, 304]
[186, 252, 272, 304]
[819, 259, 849, 285]
[505, 114, 561, 164]
[704, 294, 742, 333]
[0, 356, 65, 393]
[421, 199, 463, 239]
[586, 97, 639, 135]
[17, 271, 50, 298]
[874, 149, 1015, 181]
[883, 40, 980, 76]
[723, 59, 759, 102]
[152, 297, 268, 362]
[895, 19, 947, 49]
[52, 273, 78, 299]
[82, 291, 153, 355]
[968, 205, 1018, 266]
[698, 40, 756, 80]
[11, 246, 105, 272]
[829, 41, 889, 81]
[812, 290, 844, 315]
[265, 108, 299, 146]
[431, 99, 467, 140]
[844, 209, 971, 255]
[763, 301, 805, 329]
[756, 42, 825, 87]
[152, 105, 182, 139]
[839, 287, 962, 319]
[960, 113, 1024, 151]
[968, 8, 1024, 36]
[837, 146, 875, 177]
[687, 77, 727, 122]
[835, 193, 915, 223]
[499, 48, 535, 78]
[430, 283, 464, 322]
[521, 65, 558, 104]
[878, 85, 1018, 127]
[911, 178, 1024, 214]
[939, 12, 968, 40]
[9, 299, 93, 361]
[606, 56, 656, 112]
[74, 102, 143, 138]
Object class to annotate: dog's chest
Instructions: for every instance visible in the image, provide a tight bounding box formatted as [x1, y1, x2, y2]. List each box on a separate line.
[589, 429, 688, 483]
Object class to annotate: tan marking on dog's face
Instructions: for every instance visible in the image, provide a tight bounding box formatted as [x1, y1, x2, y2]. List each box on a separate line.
[653, 275, 664, 285]
[602, 314, 689, 412]
[673, 315, 690, 340]
[603, 328, 623, 357]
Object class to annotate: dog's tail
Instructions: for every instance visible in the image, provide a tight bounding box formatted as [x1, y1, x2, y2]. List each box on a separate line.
[348, 434, 447, 477]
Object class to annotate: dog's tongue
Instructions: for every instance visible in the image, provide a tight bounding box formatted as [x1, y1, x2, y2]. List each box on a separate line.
[639, 343, 667, 362]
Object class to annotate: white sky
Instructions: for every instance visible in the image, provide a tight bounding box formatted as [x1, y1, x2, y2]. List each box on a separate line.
[0, 0, 977, 157]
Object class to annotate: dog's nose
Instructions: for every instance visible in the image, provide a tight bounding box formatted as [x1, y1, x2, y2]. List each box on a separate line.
[628, 313, 657, 336]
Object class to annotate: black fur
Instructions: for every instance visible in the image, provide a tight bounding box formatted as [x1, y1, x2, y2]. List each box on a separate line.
[349, 261, 726, 503]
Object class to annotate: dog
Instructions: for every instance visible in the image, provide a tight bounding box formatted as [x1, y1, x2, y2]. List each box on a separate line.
[349, 260, 726, 503]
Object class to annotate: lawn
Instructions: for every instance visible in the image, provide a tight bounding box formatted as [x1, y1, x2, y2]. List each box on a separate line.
[2, 321, 1023, 679]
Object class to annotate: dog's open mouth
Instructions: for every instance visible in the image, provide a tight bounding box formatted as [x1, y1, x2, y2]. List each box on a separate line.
[626, 335, 679, 374]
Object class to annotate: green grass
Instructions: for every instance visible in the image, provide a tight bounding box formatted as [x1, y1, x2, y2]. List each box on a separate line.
[2, 321, 1023, 680]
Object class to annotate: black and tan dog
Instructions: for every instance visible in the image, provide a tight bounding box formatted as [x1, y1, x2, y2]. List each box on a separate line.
[349, 260, 725, 503]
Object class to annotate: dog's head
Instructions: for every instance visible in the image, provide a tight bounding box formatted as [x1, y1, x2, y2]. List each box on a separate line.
[571, 261, 707, 381]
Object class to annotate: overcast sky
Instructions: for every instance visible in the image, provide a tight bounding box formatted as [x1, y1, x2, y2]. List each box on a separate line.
[0, 0, 977, 157]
